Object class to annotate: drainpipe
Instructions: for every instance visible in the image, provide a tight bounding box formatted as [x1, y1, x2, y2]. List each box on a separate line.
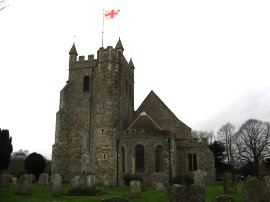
[168, 137, 172, 184]
[116, 139, 119, 187]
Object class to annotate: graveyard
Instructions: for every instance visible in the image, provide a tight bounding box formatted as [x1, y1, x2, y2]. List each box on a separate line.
[0, 178, 244, 202]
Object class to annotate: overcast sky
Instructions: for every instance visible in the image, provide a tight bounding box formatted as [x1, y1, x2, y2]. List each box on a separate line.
[1, 0, 270, 159]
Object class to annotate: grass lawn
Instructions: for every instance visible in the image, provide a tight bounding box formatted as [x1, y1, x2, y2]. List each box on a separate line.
[0, 182, 244, 202]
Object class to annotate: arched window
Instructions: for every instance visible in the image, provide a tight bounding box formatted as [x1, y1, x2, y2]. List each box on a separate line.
[121, 147, 126, 173]
[135, 144, 145, 173]
[83, 76, 90, 92]
[155, 145, 163, 172]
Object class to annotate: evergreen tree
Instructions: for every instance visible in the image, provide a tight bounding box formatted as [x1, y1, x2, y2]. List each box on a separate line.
[0, 129, 13, 173]
[209, 141, 227, 178]
[24, 152, 46, 180]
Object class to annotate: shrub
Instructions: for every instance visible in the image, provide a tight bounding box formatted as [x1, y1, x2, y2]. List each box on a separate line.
[123, 173, 143, 186]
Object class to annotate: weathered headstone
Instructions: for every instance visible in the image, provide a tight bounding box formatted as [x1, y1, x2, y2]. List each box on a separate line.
[212, 195, 235, 202]
[38, 173, 49, 185]
[18, 174, 32, 195]
[101, 196, 129, 202]
[264, 175, 270, 192]
[155, 182, 165, 191]
[52, 174, 62, 197]
[70, 175, 80, 190]
[223, 172, 234, 194]
[167, 184, 187, 202]
[129, 180, 141, 198]
[0, 173, 11, 188]
[12, 177, 18, 184]
[187, 184, 205, 202]
[244, 177, 270, 202]
[194, 170, 206, 189]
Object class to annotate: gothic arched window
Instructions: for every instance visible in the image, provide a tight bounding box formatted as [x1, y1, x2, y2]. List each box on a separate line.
[135, 144, 145, 173]
[121, 146, 126, 173]
[155, 145, 163, 172]
[83, 76, 90, 92]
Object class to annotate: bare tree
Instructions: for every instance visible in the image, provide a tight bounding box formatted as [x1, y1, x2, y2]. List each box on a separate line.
[217, 122, 236, 164]
[191, 130, 214, 144]
[235, 119, 270, 175]
[0, 0, 8, 11]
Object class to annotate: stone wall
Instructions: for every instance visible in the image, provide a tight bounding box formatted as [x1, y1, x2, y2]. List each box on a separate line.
[117, 130, 173, 186]
[176, 138, 216, 185]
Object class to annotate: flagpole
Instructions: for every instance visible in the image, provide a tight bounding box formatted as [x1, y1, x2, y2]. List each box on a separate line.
[102, 9, 105, 48]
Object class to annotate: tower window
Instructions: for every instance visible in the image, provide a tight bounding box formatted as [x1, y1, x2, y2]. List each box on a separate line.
[121, 147, 126, 173]
[155, 145, 163, 172]
[83, 76, 90, 92]
[188, 153, 197, 171]
[135, 144, 145, 173]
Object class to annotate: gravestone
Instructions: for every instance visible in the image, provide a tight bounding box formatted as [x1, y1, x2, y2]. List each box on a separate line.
[155, 182, 165, 191]
[167, 184, 187, 202]
[264, 175, 270, 192]
[38, 173, 49, 185]
[129, 180, 141, 198]
[244, 177, 270, 202]
[101, 196, 129, 202]
[52, 174, 62, 197]
[187, 184, 205, 202]
[18, 174, 32, 195]
[194, 170, 206, 190]
[223, 172, 234, 194]
[12, 177, 18, 184]
[70, 175, 80, 190]
[212, 195, 235, 202]
[0, 173, 11, 188]
[68, 174, 101, 195]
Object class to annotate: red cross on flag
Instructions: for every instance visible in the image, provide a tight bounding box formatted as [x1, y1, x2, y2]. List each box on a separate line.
[104, 9, 120, 20]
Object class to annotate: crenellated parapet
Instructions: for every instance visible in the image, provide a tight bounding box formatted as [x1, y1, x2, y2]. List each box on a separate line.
[69, 53, 97, 69]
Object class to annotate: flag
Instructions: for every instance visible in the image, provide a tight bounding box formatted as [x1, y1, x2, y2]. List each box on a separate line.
[104, 9, 120, 20]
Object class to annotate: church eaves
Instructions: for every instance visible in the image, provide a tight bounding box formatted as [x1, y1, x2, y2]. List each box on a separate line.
[127, 111, 161, 132]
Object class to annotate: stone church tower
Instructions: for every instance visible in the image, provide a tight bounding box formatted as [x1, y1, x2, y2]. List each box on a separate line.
[52, 39, 215, 186]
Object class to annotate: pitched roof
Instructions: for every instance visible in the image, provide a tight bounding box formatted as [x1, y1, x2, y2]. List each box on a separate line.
[128, 111, 161, 132]
[135, 91, 191, 136]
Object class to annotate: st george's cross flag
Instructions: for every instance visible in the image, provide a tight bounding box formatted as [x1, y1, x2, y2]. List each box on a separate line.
[104, 9, 120, 20]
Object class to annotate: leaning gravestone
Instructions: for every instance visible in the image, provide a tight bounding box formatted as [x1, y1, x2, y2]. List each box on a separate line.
[18, 174, 32, 195]
[223, 172, 234, 194]
[101, 196, 129, 202]
[167, 184, 187, 202]
[212, 195, 235, 202]
[155, 182, 165, 191]
[194, 170, 206, 190]
[52, 174, 62, 197]
[187, 184, 205, 202]
[38, 173, 49, 185]
[244, 177, 270, 202]
[0, 173, 11, 188]
[129, 180, 141, 198]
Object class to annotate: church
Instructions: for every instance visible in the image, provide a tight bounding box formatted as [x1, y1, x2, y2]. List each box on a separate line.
[51, 39, 215, 186]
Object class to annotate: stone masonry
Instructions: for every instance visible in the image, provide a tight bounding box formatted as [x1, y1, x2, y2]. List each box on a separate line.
[52, 39, 215, 186]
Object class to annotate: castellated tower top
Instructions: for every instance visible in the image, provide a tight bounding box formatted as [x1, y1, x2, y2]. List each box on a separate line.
[68, 38, 133, 72]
